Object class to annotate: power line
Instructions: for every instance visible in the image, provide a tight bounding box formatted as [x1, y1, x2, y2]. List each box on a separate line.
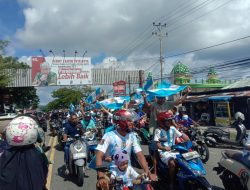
[167, 0, 233, 33]
[144, 34, 250, 71]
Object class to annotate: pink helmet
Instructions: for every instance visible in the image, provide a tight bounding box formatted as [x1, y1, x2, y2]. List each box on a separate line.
[113, 149, 129, 166]
[5, 116, 39, 146]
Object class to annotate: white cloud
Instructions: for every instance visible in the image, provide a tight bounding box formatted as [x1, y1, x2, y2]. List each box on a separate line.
[11, 0, 250, 85]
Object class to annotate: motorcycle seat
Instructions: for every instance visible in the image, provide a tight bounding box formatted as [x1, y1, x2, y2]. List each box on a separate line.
[206, 127, 230, 136]
[223, 150, 250, 170]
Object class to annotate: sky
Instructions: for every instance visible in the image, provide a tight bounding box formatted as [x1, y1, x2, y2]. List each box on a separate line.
[0, 0, 250, 105]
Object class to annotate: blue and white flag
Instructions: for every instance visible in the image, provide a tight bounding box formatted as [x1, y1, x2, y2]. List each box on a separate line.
[144, 77, 153, 90]
[147, 83, 186, 97]
[98, 96, 130, 110]
[85, 87, 102, 104]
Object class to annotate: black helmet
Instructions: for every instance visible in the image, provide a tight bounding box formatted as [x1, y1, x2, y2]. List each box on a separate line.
[179, 106, 186, 112]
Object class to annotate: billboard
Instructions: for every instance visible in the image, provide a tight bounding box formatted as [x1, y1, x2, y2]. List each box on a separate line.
[32, 56, 92, 86]
[113, 80, 126, 96]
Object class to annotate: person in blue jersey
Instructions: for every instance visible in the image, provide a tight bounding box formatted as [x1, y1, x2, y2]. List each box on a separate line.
[95, 109, 157, 190]
[154, 112, 189, 190]
[81, 112, 97, 131]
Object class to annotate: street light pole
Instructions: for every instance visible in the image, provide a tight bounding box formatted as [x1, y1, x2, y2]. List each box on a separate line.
[152, 22, 167, 82]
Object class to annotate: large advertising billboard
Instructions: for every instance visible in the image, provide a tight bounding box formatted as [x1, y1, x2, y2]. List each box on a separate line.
[32, 56, 92, 86]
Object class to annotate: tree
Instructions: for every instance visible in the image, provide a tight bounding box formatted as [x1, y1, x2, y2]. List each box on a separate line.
[46, 86, 92, 111]
[0, 39, 39, 111]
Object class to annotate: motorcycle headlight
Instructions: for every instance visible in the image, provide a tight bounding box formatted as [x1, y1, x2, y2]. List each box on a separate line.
[74, 142, 83, 152]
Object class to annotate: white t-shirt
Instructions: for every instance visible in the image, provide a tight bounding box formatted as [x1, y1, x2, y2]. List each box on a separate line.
[154, 126, 182, 152]
[110, 165, 139, 187]
[96, 130, 142, 159]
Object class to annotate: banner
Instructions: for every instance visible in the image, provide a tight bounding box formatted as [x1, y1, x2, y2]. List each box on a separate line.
[32, 56, 92, 86]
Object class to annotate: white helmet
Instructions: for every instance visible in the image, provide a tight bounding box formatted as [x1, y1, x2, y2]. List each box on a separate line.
[235, 112, 245, 121]
[5, 116, 39, 146]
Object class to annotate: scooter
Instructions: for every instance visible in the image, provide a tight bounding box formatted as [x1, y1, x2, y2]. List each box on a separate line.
[67, 134, 87, 186]
[149, 140, 212, 190]
[213, 149, 250, 190]
[82, 129, 98, 163]
[203, 112, 247, 148]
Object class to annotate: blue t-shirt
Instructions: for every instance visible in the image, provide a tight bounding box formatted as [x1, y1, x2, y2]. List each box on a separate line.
[64, 121, 81, 138]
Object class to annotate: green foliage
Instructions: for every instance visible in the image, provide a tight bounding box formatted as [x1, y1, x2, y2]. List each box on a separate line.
[46, 86, 92, 111]
[0, 39, 39, 109]
[0, 40, 30, 87]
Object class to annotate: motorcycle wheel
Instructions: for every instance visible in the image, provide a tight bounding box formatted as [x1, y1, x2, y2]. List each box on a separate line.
[196, 143, 209, 163]
[221, 170, 244, 190]
[76, 166, 84, 186]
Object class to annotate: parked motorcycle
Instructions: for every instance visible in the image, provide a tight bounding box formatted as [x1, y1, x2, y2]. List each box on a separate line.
[203, 112, 247, 148]
[67, 134, 87, 186]
[184, 127, 210, 163]
[214, 149, 250, 190]
[149, 140, 212, 190]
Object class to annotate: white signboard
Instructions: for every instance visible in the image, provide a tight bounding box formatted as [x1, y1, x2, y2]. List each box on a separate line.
[32, 56, 92, 86]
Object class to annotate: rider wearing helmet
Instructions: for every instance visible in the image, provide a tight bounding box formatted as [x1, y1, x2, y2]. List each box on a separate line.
[154, 112, 189, 190]
[95, 109, 156, 190]
[0, 115, 48, 190]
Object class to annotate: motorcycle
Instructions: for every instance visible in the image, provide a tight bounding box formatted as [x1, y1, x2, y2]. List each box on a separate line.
[50, 119, 59, 136]
[67, 134, 87, 186]
[213, 149, 250, 190]
[57, 118, 67, 149]
[180, 127, 210, 163]
[203, 112, 247, 148]
[95, 118, 104, 140]
[82, 129, 98, 163]
[96, 166, 153, 190]
[149, 140, 212, 190]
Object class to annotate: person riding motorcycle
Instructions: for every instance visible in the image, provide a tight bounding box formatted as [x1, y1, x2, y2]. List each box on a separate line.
[63, 113, 84, 174]
[0, 115, 48, 190]
[154, 112, 190, 190]
[81, 112, 97, 132]
[95, 109, 157, 190]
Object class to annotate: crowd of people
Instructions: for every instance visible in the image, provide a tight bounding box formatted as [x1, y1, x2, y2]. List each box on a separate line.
[0, 86, 200, 190]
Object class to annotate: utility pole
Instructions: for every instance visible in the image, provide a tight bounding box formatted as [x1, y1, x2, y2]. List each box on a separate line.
[152, 22, 167, 82]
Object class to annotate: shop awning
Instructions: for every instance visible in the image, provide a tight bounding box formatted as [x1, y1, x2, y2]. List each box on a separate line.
[208, 96, 232, 101]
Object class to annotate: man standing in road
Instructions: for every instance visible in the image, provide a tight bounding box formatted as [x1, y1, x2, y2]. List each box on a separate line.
[142, 86, 192, 136]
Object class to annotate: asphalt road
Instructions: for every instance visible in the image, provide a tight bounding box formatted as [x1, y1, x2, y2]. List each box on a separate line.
[0, 120, 225, 190]
[47, 135, 225, 190]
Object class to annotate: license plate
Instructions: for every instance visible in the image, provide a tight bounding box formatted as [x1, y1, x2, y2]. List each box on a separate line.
[73, 152, 86, 159]
[87, 141, 97, 146]
[182, 151, 200, 161]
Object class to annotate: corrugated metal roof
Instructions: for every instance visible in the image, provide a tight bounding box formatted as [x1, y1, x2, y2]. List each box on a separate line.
[223, 78, 250, 89]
